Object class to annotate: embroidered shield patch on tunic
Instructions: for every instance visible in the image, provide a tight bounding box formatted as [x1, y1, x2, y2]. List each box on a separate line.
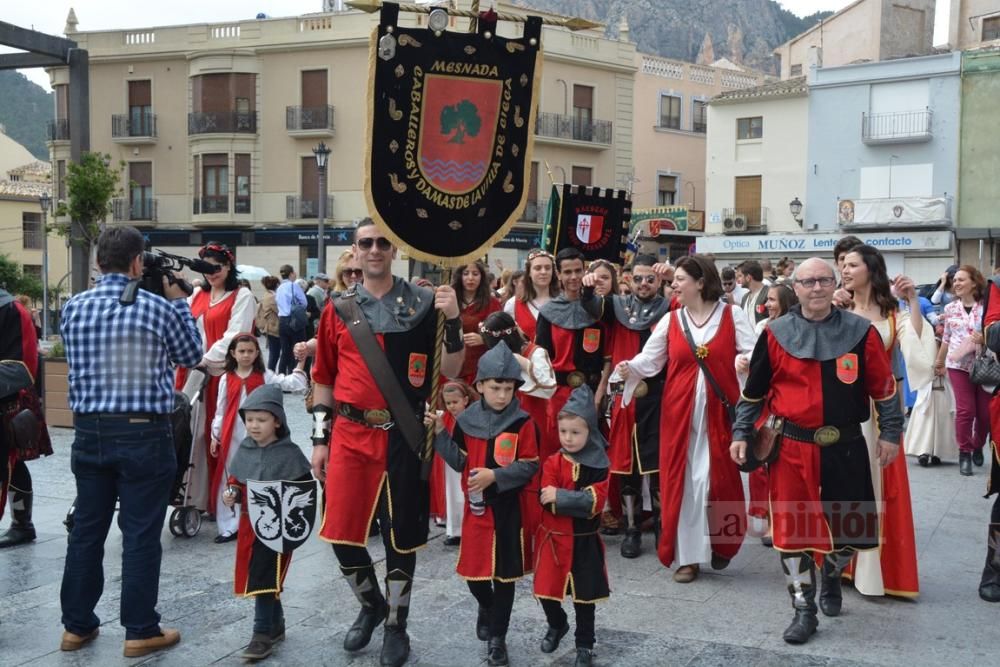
[408, 353, 428, 387]
[494, 432, 518, 467]
[836, 353, 858, 384]
[582, 328, 601, 353]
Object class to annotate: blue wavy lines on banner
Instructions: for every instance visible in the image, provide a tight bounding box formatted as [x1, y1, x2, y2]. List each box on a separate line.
[420, 158, 488, 183]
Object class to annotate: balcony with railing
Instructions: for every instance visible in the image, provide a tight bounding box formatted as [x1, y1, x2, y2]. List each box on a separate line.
[48, 118, 70, 141]
[194, 195, 229, 214]
[188, 111, 257, 135]
[861, 110, 932, 144]
[286, 195, 335, 219]
[721, 207, 768, 234]
[535, 112, 612, 146]
[113, 197, 157, 222]
[286, 105, 335, 137]
[112, 113, 157, 143]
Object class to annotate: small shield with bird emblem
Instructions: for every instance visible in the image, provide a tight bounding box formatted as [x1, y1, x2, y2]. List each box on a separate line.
[246, 478, 320, 553]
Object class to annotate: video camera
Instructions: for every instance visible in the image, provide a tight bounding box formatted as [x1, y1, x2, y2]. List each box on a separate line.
[120, 250, 222, 305]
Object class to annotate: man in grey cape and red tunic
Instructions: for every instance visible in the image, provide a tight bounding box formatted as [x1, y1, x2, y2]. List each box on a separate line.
[730, 258, 904, 645]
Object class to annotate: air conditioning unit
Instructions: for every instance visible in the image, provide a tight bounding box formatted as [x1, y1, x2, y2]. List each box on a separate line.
[732, 215, 748, 231]
[723, 217, 735, 231]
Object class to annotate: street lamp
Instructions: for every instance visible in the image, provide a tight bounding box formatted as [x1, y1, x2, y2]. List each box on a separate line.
[313, 141, 332, 275]
[39, 192, 51, 340]
[789, 196, 803, 224]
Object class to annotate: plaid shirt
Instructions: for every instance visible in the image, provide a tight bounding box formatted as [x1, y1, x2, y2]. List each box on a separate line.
[60, 273, 203, 414]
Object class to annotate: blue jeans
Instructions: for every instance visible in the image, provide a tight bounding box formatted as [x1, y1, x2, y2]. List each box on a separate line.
[266, 335, 281, 372]
[277, 317, 305, 375]
[60, 415, 176, 640]
[253, 594, 284, 634]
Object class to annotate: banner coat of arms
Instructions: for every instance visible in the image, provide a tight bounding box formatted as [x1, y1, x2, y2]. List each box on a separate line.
[365, 3, 543, 265]
[247, 478, 320, 554]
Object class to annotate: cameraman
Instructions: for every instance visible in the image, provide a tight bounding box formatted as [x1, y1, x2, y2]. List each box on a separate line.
[58, 226, 202, 658]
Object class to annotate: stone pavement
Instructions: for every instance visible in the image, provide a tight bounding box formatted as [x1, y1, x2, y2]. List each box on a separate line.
[2, 401, 996, 667]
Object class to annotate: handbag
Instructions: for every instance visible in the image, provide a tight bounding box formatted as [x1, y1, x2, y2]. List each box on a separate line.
[970, 348, 1000, 386]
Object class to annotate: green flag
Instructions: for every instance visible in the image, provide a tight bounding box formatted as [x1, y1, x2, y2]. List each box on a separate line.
[541, 184, 561, 253]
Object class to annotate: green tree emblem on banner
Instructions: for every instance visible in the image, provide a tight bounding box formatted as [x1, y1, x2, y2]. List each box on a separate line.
[441, 100, 481, 144]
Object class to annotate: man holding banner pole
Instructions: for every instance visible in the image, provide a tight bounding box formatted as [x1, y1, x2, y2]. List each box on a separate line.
[310, 220, 464, 667]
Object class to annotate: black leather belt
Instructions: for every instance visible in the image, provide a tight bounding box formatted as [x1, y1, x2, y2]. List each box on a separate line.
[781, 420, 863, 447]
[337, 403, 396, 430]
[74, 412, 168, 423]
[555, 371, 601, 389]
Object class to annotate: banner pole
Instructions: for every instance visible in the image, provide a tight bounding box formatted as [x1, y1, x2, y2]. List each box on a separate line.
[423, 266, 453, 478]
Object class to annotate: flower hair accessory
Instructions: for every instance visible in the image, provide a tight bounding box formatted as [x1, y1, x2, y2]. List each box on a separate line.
[199, 243, 235, 265]
[479, 321, 518, 338]
[526, 249, 554, 263]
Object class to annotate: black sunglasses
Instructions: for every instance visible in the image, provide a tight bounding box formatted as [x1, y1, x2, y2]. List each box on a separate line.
[633, 275, 658, 285]
[342, 268, 363, 278]
[357, 237, 392, 251]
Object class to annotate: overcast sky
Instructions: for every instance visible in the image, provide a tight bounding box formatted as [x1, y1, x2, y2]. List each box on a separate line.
[6, 0, 947, 90]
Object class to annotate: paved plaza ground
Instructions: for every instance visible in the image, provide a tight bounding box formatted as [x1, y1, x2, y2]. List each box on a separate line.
[1, 402, 996, 666]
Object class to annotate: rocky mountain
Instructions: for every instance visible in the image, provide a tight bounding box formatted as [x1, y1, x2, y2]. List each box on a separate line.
[0, 71, 53, 160]
[512, 0, 834, 74]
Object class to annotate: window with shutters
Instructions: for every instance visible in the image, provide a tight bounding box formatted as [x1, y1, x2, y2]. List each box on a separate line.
[235, 154, 251, 214]
[983, 16, 1000, 41]
[22, 213, 43, 250]
[300, 157, 320, 218]
[128, 80, 152, 136]
[201, 154, 229, 213]
[190, 73, 257, 134]
[57, 161, 66, 201]
[572, 85, 594, 141]
[790, 64, 803, 77]
[571, 166, 592, 187]
[657, 175, 676, 206]
[129, 162, 153, 220]
[659, 94, 681, 129]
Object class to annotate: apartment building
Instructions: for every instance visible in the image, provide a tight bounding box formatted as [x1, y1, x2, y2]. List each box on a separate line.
[47, 2, 636, 277]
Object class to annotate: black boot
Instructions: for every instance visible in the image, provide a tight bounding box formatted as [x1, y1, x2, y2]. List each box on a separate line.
[340, 565, 387, 652]
[540, 622, 569, 653]
[819, 549, 854, 617]
[973, 447, 985, 467]
[487, 636, 509, 666]
[781, 554, 819, 644]
[620, 491, 641, 559]
[380, 569, 411, 667]
[0, 487, 36, 548]
[960, 452, 973, 476]
[476, 605, 491, 641]
[979, 525, 1000, 603]
[575, 647, 595, 666]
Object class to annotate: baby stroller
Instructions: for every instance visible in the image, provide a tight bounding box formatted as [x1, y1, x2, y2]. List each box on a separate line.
[63, 387, 205, 537]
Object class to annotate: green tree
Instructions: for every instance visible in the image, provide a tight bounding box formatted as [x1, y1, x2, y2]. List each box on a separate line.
[0, 254, 43, 300]
[52, 152, 126, 274]
[440, 100, 481, 144]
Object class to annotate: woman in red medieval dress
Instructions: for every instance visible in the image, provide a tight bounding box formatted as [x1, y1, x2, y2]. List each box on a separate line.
[616, 255, 755, 583]
[839, 244, 931, 598]
[175, 243, 256, 517]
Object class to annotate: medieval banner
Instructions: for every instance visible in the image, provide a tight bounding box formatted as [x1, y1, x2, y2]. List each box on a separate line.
[543, 183, 632, 263]
[247, 478, 319, 554]
[365, 4, 543, 266]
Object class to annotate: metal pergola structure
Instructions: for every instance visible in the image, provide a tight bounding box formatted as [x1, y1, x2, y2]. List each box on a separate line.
[0, 21, 90, 294]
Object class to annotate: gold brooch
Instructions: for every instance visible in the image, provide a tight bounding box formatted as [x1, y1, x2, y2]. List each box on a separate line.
[695, 345, 710, 359]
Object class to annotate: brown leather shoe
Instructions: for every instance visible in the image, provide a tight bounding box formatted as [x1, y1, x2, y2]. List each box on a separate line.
[672, 564, 700, 583]
[123, 628, 181, 658]
[60, 628, 99, 651]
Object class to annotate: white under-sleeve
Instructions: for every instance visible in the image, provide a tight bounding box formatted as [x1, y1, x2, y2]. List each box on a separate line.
[622, 311, 671, 406]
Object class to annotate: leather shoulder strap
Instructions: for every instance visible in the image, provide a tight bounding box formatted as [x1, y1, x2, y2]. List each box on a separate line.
[333, 293, 426, 458]
[678, 309, 735, 422]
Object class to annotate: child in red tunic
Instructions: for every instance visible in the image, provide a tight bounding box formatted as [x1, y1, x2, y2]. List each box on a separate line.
[222, 385, 312, 662]
[534, 385, 610, 667]
[428, 342, 540, 667]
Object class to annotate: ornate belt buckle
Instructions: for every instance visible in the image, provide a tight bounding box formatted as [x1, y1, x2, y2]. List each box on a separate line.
[633, 380, 649, 398]
[567, 371, 585, 388]
[364, 409, 392, 426]
[813, 426, 840, 446]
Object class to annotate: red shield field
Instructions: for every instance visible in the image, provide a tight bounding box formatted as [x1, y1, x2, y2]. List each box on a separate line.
[576, 214, 605, 244]
[419, 74, 502, 195]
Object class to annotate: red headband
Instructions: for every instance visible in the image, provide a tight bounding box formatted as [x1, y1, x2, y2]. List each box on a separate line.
[200, 243, 235, 266]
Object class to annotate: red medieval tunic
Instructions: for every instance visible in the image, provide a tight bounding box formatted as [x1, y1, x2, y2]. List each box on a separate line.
[429, 411, 457, 521]
[742, 322, 898, 554]
[0, 298, 51, 518]
[536, 304, 605, 461]
[448, 416, 539, 581]
[229, 477, 295, 597]
[607, 317, 665, 476]
[534, 452, 610, 603]
[983, 280, 1000, 500]
[458, 298, 501, 385]
[312, 280, 437, 551]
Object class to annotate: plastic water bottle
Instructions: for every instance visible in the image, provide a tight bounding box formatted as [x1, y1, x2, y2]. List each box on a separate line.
[468, 471, 486, 516]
